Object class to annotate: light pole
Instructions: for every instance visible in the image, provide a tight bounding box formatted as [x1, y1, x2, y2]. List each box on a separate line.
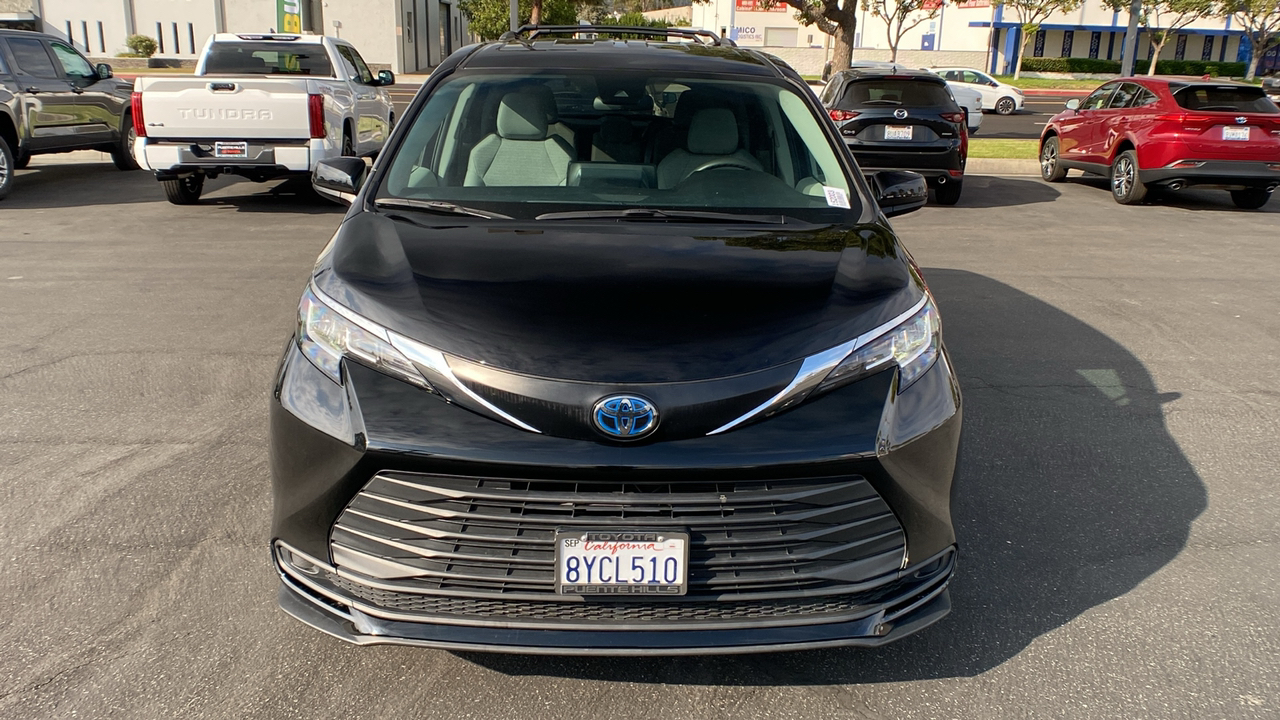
[1120, 0, 1141, 76]
[511, 0, 519, 32]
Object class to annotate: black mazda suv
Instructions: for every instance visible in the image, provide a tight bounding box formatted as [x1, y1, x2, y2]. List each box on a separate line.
[270, 25, 962, 655]
[820, 67, 969, 205]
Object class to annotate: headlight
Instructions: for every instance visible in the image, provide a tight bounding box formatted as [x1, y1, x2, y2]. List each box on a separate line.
[816, 300, 940, 393]
[297, 285, 433, 390]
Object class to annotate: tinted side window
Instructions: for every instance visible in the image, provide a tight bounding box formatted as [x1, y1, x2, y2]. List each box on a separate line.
[8, 37, 59, 78]
[1080, 84, 1115, 110]
[1132, 87, 1159, 108]
[338, 45, 374, 84]
[1108, 83, 1141, 109]
[0, 46, 9, 75]
[50, 40, 94, 81]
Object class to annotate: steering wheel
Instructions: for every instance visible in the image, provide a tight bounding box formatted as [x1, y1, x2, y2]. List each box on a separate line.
[686, 158, 758, 178]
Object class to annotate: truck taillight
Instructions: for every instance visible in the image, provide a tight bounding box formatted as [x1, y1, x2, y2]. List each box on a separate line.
[308, 94, 325, 139]
[131, 92, 146, 137]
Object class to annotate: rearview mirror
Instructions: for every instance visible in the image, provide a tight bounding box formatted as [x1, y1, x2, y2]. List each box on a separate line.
[375, 69, 395, 86]
[96, 63, 113, 79]
[871, 170, 928, 218]
[1065, 98, 1080, 111]
[312, 157, 368, 205]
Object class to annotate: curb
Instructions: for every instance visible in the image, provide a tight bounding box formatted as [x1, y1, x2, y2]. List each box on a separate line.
[967, 157, 1041, 175]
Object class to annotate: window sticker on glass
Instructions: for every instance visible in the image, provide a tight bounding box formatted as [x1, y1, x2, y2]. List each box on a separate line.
[824, 186, 850, 209]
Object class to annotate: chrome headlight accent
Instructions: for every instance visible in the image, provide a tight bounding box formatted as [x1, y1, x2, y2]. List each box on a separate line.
[297, 284, 434, 391]
[708, 295, 934, 436]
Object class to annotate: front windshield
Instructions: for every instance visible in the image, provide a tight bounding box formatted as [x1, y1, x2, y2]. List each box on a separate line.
[379, 71, 861, 221]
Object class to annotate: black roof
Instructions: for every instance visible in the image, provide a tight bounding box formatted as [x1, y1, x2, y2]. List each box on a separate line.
[459, 39, 790, 79]
[832, 66, 946, 83]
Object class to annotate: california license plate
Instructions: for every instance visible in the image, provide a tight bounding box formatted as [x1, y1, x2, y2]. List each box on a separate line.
[1223, 126, 1250, 141]
[215, 141, 248, 158]
[555, 530, 689, 596]
[884, 125, 913, 141]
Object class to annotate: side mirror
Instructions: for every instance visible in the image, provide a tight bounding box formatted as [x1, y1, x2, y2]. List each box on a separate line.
[871, 170, 928, 218]
[1065, 98, 1080, 111]
[375, 70, 395, 86]
[95, 63, 113, 80]
[989, 80, 999, 87]
[312, 157, 368, 205]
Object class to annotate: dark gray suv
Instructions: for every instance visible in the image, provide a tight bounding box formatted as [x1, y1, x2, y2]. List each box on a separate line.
[0, 28, 137, 200]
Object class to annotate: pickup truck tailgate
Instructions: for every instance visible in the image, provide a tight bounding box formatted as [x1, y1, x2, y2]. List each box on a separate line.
[139, 77, 315, 139]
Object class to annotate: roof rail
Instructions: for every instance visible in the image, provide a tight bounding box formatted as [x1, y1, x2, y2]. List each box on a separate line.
[499, 24, 736, 47]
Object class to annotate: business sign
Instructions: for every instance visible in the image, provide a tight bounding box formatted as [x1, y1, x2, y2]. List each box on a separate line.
[735, 0, 789, 12]
[953, 0, 991, 8]
[278, 0, 302, 33]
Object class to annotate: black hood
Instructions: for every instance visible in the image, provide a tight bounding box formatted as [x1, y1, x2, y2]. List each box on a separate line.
[314, 211, 921, 384]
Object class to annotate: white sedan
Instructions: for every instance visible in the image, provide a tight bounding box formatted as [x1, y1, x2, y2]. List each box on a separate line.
[947, 84, 984, 135]
[933, 67, 1025, 115]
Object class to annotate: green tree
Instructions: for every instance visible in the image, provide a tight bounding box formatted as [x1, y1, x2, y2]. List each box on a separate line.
[1103, 0, 1216, 75]
[125, 34, 158, 57]
[459, 0, 581, 39]
[1004, 0, 1085, 79]
[761, 0, 859, 72]
[1225, 0, 1280, 79]
[863, 0, 941, 62]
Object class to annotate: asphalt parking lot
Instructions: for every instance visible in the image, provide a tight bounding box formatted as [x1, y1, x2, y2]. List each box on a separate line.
[1, 155, 1277, 719]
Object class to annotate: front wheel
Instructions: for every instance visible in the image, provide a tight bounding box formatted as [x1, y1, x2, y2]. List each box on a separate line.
[1110, 150, 1147, 205]
[1040, 137, 1067, 182]
[1230, 188, 1272, 210]
[935, 179, 963, 206]
[111, 117, 139, 171]
[995, 96, 1017, 115]
[163, 174, 204, 204]
[0, 133, 14, 201]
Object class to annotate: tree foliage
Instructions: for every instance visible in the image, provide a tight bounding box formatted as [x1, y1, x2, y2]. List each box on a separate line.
[863, 0, 940, 62]
[459, 0, 582, 40]
[1226, 0, 1280, 78]
[1102, 0, 1215, 75]
[1003, 0, 1084, 78]
[125, 34, 158, 57]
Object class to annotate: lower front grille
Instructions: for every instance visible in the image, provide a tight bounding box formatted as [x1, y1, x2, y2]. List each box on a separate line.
[329, 470, 907, 600]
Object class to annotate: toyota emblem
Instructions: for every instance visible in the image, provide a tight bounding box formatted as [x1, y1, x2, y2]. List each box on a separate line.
[592, 395, 659, 440]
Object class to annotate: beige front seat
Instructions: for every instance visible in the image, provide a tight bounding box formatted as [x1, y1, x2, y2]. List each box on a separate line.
[464, 92, 574, 187]
[655, 108, 762, 189]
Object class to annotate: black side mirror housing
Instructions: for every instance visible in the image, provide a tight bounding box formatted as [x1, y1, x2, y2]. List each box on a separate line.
[375, 70, 395, 86]
[312, 157, 368, 205]
[1065, 98, 1080, 111]
[871, 170, 928, 218]
[96, 63, 113, 79]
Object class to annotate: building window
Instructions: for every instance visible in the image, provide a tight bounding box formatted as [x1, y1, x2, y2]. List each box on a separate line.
[1033, 29, 1046, 57]
[1201, 35, 1214, 61]
[1061, 30, 1073, 57]
[1089, 31, 1101, 59]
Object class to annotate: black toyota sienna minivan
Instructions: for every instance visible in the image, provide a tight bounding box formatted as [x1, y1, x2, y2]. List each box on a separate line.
[270, 26, 962, 655]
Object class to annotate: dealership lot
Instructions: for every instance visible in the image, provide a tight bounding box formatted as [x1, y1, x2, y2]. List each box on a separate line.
[1, 155, 1278, 718]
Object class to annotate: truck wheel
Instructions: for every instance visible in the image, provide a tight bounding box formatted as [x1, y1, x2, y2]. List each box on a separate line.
[111, 117, 139, 171]
[1230, 188, 1272, 210]
[163, 174, 204, 205]
[0, 134, 14, 201]
[935, 179, 963, 206]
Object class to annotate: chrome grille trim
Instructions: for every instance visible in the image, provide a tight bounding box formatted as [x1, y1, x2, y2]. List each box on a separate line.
[330, 470, 907, 600]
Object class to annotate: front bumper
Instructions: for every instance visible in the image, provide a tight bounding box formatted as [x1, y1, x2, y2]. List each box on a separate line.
[1140, 160, 1280, 190]
[270, 334, 962, 654]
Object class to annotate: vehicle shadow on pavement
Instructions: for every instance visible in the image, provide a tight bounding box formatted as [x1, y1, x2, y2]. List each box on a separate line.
[1067, 175, 1279, 213]
[460, 268, 1207, 684]
[6, 163, 341, 214]
[947, 176, 1060, 208]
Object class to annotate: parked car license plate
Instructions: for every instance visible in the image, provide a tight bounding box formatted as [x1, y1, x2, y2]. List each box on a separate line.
[884, 125, 913, 141]
[1223, 126, 1250, 141]
[556, 530, 689, 596]
[215, 141, 248, 158]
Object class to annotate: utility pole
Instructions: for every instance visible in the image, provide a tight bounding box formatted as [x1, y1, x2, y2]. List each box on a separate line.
[1119, 0, 1141, 76]
[511, 0, 519, 31]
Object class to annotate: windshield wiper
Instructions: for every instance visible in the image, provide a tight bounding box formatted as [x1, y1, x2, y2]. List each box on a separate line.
[535, 208, 787, 224]
[374, 198, 511, 219]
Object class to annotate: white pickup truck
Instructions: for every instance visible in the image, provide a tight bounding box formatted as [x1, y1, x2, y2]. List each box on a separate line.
[132, 33, 394, 204]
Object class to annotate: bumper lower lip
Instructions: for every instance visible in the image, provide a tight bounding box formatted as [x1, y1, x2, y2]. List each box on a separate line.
[275, 546, 956, 655]
[1141, 160, 1280, 189]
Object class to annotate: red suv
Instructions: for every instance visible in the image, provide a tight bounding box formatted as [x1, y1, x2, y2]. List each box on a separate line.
[1039, 78, 1280, 209]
